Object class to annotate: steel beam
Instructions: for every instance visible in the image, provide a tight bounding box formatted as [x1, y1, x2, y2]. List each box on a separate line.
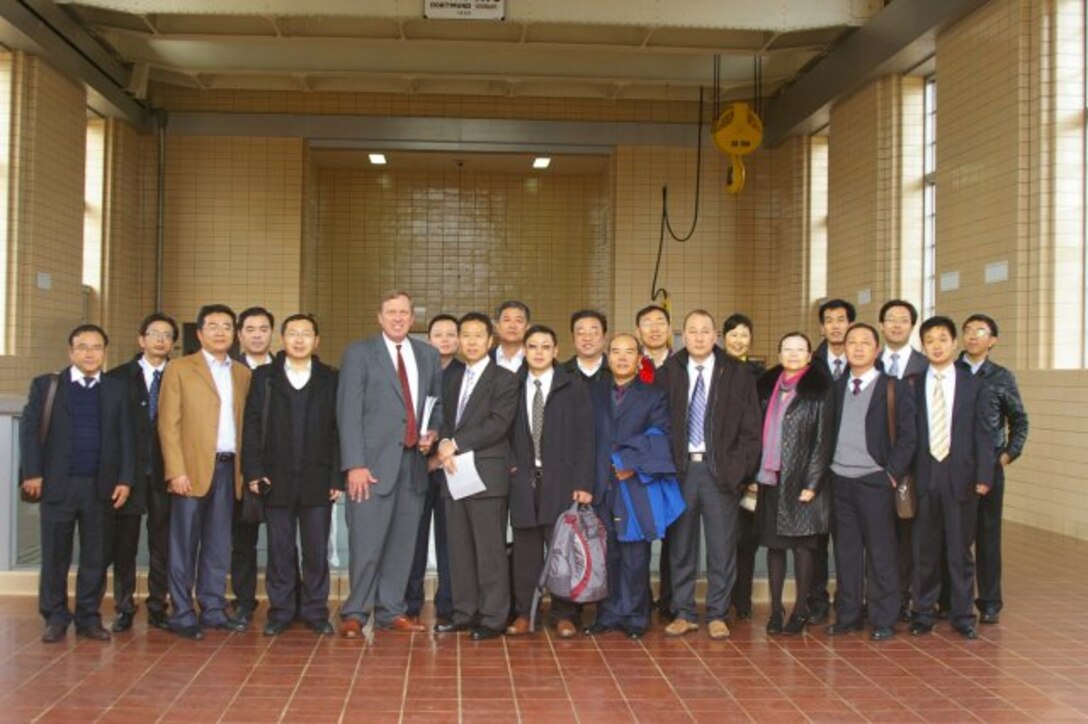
[762, 0, 992, 147]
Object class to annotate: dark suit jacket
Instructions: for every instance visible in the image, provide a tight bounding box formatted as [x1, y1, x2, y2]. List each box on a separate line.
[876, 347, 928, 380]
[20, 368, 135, 503]
[440, 360, 518, 499]
[656, 347, 762, 493]
[562, 354, 611, 384]
[241, 353, 343, 507]
[105, 356, 164, 514]
[912, 366, 996, 501]
[589, 379, 671, 503]
[830, 372, 918, 484]
[509, 366, 595, 528]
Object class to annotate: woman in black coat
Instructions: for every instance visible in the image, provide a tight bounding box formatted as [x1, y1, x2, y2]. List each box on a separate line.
[754, 332, 833, 635]
[722, 313, 764, 619]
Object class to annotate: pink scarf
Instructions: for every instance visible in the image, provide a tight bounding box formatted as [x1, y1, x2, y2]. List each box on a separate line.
[756, 366, 809, 486]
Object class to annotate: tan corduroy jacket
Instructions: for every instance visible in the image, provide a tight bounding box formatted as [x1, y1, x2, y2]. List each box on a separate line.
[158, 350, 251, 499]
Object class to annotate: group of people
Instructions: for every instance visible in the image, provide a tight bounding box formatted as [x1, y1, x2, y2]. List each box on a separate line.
[19, 291, 1028, 645]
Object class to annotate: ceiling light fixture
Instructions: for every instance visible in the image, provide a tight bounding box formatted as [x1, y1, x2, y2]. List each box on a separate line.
[532, 157, 551, 169]
[369, 153, 387, 165]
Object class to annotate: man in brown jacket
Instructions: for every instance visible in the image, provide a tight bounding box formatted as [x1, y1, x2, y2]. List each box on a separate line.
[159, 304, 251, 639]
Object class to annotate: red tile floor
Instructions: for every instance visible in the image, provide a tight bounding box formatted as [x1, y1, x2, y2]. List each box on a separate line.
[1, 521, 1087, 723]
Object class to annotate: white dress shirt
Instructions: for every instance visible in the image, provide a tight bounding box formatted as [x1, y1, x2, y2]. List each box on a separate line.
[847, 366, 881, 393]
[526, 366, 554, 465]
[880, 346, 915, 379]
[686, 354, 715, 453]
[577, 356, 604, 378]
[138, 356, 166, 391]
[495, 346, 525, 373]
[244, 352, 273, 369]
[285, 358, 312, 390]
[69, 367, 102, 386]
[826, 348, 847, 379]
[383, 334, 419, 412]
[202, 349, 236, 454]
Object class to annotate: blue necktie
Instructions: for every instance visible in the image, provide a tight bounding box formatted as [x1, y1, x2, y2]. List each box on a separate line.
[149, 369, 162, 422]
[688, 365, 706, 447]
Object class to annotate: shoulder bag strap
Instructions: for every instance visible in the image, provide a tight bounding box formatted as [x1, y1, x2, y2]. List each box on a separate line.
[39, 374, 60, 445]
[886, 376, 896, 446]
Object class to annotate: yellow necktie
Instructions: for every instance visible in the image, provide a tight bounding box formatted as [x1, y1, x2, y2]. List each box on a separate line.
[930, 371, 950, 462]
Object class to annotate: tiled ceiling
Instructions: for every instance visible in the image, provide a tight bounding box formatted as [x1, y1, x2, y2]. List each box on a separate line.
[57, 0, 882, 103]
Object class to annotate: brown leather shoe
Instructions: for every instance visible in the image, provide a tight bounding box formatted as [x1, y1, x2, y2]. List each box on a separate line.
[339, 619, 363, 639]
[505, 616, 530, 635]
[555, 620, 577, 639]
[388, 615, 426, 633]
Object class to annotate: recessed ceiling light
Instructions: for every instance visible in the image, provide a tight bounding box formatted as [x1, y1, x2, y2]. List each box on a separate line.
[369, 153, 387, 165]
[532, 157, 551, 169]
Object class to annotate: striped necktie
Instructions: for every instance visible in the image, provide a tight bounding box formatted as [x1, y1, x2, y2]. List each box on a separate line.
[930, 371, 950, 462]
[688, 365, 706, 447]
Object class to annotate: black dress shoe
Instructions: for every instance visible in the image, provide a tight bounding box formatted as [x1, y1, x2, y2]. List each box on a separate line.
[870, 626, 895, 642]
[766, 610, 784, 635]
[825, 620, 863, 636]
[624, 626, 646, 640]
[148, 611, 171, 630]
[76, 623, 111, 641]
[979, 611, 1000, 625]
[583, 622, 615, 636]
[783, 614, 807, 635]
[806, 603, 830, 625]
[470, 626, 503, 641]
[734, 607, 752, 621]
[909, 621, 934, 636]
[111, 612, 134, 633]
[953, 624, 980, 640]
[208, 616, 247, 633]
[433, 621, 472, 634]
[232, 605, 254, 624]
[898, 606, 912, 623]
[175, 625, 204, 640]
[42, 624, 66, 643]
[309, 620, 336, 636]
[263, 619, 291, 636]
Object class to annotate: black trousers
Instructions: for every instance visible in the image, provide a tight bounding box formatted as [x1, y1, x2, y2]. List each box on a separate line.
[145, 474, 171, 616]
[896, 516, 913, 611]
[265, 503, 332, 626]
[808, 533, 832, 613]
[733, 507, 759, 614]
[104, 510, 141, 614]
[447, 496, 510, 630]
[974, 462, 1005, 613]
[912, 470, 979, 627]
[39, 477, 106, 628]
[511, 524, 577, 623]
[230, 501, 260, 612]
[831, 472, 900, 628]
[405, 470, 452, 619]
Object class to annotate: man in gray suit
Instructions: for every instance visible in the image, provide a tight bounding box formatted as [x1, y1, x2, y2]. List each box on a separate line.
[337, 291, 443, 637]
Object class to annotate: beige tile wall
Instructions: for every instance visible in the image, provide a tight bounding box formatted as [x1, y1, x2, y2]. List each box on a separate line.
[0, 53, 88, 394]
[309, 165, 610, 364]
[160, 136, 304, 335]
[827, 75, 925, 325]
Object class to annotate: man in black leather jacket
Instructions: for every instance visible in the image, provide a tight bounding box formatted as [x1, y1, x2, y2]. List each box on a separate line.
[956, 314, 1029, 624]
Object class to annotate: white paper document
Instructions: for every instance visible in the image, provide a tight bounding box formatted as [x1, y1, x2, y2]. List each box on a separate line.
[420, 395, 439, 433]
[444, 451, 487, 500]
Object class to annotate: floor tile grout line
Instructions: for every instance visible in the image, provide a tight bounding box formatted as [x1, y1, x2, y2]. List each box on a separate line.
[338, 632, 368, 724]
[152, 631, 233, 723]
[397, 633, 415, 722]
[502, 632, 523, 723]
[90, 636, 175, 723]
[587, 632, 638, 721]
[216, 632, 277, 724]
[678, 635, 759, 723]
[542, 628, 582, 724]
[456, 631, 462, 724]
[277, 629, 326, 722]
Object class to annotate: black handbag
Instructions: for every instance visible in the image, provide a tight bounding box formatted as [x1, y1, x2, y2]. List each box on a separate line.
[886, 377, 916, 519]
[240, 377, 272, 525]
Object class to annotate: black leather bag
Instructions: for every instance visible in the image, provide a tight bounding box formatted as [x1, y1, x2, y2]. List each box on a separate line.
[886, 377, 916, 520]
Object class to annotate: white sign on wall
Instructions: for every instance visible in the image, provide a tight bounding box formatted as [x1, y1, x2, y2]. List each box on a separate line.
[424, 0, 505, 20]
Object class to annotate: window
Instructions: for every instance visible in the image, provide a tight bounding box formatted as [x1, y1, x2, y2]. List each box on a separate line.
[808, 131, 829, 306]
[0, 54, 11, 353]
[921, 75, 937, 319]
[83, 117, 105, 323]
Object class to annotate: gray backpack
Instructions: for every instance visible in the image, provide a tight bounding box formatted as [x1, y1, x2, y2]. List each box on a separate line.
[530, 502, 608, 632]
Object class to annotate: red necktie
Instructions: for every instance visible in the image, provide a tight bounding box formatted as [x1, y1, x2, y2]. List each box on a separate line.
[396, 344, 419, 447]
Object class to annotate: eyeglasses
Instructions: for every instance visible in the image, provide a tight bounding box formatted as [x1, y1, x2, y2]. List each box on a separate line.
[144, 331, 174, 341]
[964, 327, 992, 339]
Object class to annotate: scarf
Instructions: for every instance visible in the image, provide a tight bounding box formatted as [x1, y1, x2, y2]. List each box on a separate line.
[756, 366, 809, 485]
